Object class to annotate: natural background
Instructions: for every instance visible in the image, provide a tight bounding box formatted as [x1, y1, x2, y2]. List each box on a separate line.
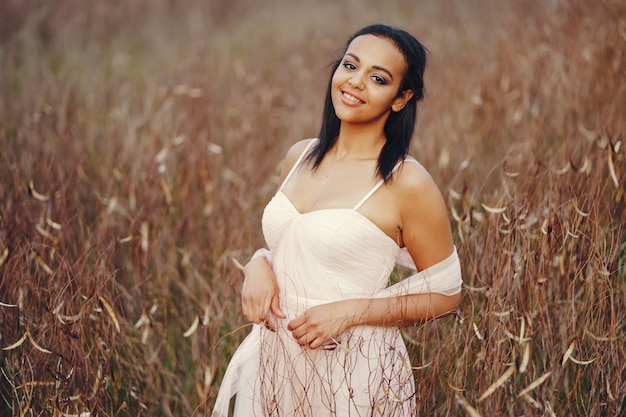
[1, 0, 625, 415]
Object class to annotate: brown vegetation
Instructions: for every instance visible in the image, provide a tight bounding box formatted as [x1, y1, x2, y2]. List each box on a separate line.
[0, 0, 624, 415]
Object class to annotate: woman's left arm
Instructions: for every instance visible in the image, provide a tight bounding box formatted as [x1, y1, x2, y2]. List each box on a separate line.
[288, 162, 461, 349]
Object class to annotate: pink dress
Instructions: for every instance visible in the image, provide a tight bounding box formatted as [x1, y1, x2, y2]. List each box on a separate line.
[213, 144, 437, 416]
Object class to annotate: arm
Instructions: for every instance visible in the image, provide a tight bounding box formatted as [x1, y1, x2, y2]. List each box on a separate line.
[288, 161, 461, 348]
[241, 139, 317, 329]
[241, 249, 284, 330]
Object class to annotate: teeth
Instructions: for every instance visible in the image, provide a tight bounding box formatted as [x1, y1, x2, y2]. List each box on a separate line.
[343, 92, 362, 103]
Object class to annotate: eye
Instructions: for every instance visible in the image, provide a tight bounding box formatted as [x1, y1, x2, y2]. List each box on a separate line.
[342, 61, 357, 71]
[371, 75, 387, 85]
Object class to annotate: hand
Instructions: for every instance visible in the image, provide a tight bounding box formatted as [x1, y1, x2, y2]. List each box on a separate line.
[287, 300, 358, 349]
[241, 256, 285, 331]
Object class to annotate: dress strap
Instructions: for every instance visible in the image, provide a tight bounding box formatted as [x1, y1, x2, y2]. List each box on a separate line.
[278, 140, 316, 192]
[352, 158, 414, 210]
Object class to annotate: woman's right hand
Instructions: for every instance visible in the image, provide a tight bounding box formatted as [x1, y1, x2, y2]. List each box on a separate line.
[241, 255, 285, 331]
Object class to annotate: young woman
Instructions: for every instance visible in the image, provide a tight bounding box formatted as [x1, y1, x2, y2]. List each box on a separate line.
[212, 24, 462, 417]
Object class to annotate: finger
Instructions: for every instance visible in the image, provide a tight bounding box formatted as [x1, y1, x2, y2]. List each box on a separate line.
[309, 337, 322, 350]
[270, 296, 286, 318]
[261, 317, 276, 332]
[310, 338, 331, 350]
[264, 312, 278, 332]
[297, 334, 311, 347]
[243, 299, 268, 324]
[287, 314, 305, 331]
[288, 322, 309, 340]
[290, 325, 305, 339]
[288, 320, 307, 341]
[320, 341, 337, 351]
[242, 298, 261, 323]
[305, 334, 330, 349]
[259, 295, 272, 322]
[256, 295, 272, 323]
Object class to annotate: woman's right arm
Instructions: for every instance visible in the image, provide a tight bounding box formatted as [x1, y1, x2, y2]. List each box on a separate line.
[241, 250, 284, 330]
[240, 139, 316, 330]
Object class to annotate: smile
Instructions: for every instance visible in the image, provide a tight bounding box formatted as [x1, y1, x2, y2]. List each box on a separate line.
[341, 90, 365, 104]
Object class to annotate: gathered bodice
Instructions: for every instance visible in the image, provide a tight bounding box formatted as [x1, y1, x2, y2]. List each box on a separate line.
[262, 190, 402, 315]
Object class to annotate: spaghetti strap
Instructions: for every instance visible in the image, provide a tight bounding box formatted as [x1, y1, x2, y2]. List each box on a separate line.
[352, 179, 385, 210]
[352, 158, 407, 210]
[278, 140, 316, 192]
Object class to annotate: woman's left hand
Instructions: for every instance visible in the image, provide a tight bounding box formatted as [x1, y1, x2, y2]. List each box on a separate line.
[287, 300, 359, 349]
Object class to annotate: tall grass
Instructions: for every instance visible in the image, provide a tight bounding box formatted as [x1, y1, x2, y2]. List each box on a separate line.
[0, 0, 624, 415]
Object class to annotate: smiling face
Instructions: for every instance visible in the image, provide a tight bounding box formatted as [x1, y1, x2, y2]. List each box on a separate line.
[331, 34, 413, 127]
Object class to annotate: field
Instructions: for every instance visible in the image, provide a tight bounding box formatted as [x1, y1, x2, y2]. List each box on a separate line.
[0, 0, 625, 415]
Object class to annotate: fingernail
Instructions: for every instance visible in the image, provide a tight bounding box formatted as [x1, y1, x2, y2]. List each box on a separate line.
[321, 342, 337, 351]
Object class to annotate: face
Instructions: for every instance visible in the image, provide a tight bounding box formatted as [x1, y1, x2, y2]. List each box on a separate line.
[331, 34, 413, 125]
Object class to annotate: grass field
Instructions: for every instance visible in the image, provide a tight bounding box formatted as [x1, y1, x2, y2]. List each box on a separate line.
[1, 0, 625, 415]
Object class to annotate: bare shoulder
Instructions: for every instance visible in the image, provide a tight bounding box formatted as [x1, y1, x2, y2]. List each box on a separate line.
[393, 158, 445, 208]
[278, 138, 318, 183]
[393, 157, 454, 267]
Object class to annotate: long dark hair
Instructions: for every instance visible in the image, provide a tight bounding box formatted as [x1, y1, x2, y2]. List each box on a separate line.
[307, 24, 427, 182]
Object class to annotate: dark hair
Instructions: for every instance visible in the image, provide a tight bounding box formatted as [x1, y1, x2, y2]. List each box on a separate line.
[307, 24, 427, 182]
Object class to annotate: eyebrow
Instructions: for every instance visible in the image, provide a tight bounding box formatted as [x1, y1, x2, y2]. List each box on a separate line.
[345, 52, 394, 81]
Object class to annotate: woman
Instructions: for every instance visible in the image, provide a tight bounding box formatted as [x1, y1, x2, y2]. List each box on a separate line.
[213, 24, 462, 417]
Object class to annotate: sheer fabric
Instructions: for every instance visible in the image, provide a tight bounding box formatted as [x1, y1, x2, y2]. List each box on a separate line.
[212, 143, 461, 416]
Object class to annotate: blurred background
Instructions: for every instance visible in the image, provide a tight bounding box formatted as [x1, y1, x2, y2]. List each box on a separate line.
[0, 0, 624, 415]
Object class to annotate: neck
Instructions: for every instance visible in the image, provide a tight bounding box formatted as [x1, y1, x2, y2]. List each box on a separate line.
[334, 122, 386, 160]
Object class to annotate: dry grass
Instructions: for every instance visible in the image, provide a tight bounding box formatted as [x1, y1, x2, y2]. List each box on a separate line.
[0, 0, 624, 415]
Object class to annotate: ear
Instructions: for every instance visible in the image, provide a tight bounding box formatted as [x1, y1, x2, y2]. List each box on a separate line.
[391, 89, 414, 112]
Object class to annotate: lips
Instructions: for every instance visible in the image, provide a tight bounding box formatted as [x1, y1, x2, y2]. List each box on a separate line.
[340, 89, 365, 105]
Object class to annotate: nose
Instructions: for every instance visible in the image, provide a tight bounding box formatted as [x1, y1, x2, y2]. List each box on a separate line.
[348, 71, 365, 89]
